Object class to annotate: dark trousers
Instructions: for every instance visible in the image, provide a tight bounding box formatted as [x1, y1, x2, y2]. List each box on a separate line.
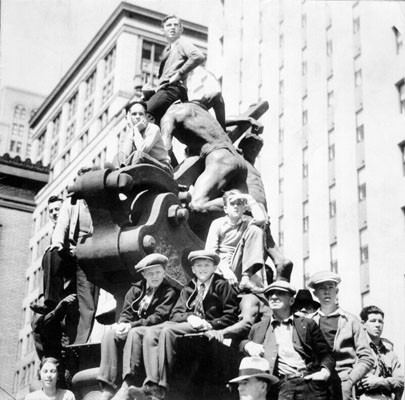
[98, 326, 148, 389]
[146, 84, 188, 124]
[42, 248, 99, 344]
[42, 248, 76, 306]
[328, 372, 354, 400]
[143, 321, 198, 388]
[278, 377, 327, 400]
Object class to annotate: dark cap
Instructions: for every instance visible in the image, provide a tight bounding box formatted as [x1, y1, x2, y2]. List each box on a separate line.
[135, 253, 168, 273]
[188, 250, 220, 266]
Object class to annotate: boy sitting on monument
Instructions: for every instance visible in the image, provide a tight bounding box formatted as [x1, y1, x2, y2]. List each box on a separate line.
[205, 189, 267, 292]
[130, 250, 239, 400]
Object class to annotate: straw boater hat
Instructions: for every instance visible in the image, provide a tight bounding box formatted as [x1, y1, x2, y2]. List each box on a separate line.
[229, 357, 279, 385]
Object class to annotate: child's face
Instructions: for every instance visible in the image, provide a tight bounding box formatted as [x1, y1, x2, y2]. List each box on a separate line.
[127, 103, 146, 125]
[224, 196, 246, 220]
[191, 259, 216, 283]
[314, 281, 338, 306]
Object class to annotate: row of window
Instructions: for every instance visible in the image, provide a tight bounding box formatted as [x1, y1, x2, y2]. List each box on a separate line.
[13, 360, 37, 393]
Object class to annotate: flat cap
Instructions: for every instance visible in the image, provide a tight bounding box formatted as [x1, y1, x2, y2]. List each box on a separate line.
[307, 271, 341, 289]
[135, 253, 168, 273]
[188, 250, 220, 266]
[264, 280, 296, 296]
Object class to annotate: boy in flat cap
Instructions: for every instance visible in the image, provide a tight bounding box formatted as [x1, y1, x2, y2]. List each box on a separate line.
[241, 281, 335, 400]
[309, 271, 374, 400]
[229, 357, 279, 400]
[97, 253, 179, 400]
[131, 250, 239, 400]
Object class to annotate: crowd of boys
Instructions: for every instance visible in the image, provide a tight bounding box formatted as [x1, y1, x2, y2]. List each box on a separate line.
[28, 13, 404, 400]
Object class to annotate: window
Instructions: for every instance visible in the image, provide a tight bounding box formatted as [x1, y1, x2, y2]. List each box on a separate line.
[102, 78, 114, 104]
[279, 33, 284, 49]
[93, 147, 107, 168]
[303, 201, 309, 233]
[83, 100, 94, 125]
[302, 147, 308, 178]
[11, 123, 25, 137]
[279, 114, 284, 142]
[330, 242, 338, 272]
[279, 80, 284, 96]
[301, 13, 307, 29]
[99, 110, 108, 129]
[80, 131, 89, 151]
[393, 26, 403, 54]
[278, 163, 284, 194]
[398, 140, 405, 175]
[302, 47, 307, 76]
[302, 96, 308, 125]
[278, 215, 284, 247]
[141, 41, 165, 87]
[14, 104, 26, 120]
[9, 140, 22, 153]
[50, 140, 59, 162]
[357, 166, 366, 201]
[356, 109, 364, 142]
[359, 227, 368, 264]
[104, 46, 116, 77]
[329, 184, 336, 218]
[303, 257, 310, 287]
[67, 93, 78, 121]
[52, 113, 61, 138]
[354, 56, 362, 87]
[62, 150, 71, 170]
[396, 79, 405, 113]
[66, 121, 76, 144]
[353, 16, 360, 34]
[328, 129, 335, 161]
[326, 26, 333, 57]
[85, 70, 96, 99]
[30, 108, 38, 119]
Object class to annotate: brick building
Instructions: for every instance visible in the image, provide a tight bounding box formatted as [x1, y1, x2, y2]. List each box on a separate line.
[0, 154, 48, 399]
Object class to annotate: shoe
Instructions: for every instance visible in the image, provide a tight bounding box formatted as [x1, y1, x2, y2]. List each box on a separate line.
[128, 386, 149, 400]
[111, 386, 130, 400]
[30, 304, 49, 315]
[238, 280, 264, 294]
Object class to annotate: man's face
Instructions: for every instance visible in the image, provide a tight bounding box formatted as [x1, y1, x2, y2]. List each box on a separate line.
[237, 377, 266, 400]
[127, 103, 146, 125]
[267, 290, 294, 313]
[142, 265, 166, 288]
[224, 196, 246, 220]
[191, 259, 216, 283]
[162, 17, 183, 42]
[48, 200, 62, 225]
[364, 312, 384, 341]
[314, 281, 338, 306]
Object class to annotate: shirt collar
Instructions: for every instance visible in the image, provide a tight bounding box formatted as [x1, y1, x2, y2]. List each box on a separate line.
[271, 314, 294, 327]
[193, 274, 214, 290]
[317, 307, 342, 317]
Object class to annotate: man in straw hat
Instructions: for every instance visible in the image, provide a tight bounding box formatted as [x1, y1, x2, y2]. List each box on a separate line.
[241, 281, 335, 400]
[228, 356, 279, 400]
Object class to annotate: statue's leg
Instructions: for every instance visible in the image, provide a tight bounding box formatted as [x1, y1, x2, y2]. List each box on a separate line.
[265, 224, 293, 282]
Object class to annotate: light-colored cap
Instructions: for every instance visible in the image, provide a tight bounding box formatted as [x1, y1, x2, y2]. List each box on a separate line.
[307, 271, 341, 289]
[264, 280, 296, 296]
[229, 357, 279, 384]
[188, 250, 220, 266]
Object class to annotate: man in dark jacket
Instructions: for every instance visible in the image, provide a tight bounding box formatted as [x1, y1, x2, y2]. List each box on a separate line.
[241, 281, 335, 400]
[97, 253, 179, 400]
[131, 250, 239, 400]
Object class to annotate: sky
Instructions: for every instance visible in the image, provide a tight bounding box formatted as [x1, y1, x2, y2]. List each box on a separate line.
[0, 0, 210, 97]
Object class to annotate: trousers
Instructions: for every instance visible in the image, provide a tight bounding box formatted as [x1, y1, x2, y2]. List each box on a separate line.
[278, 376, 327, 400]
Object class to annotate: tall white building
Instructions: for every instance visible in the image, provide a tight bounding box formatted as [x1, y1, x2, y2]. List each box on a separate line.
[14, 3, 207, 398]
[209, 0, 405, 366]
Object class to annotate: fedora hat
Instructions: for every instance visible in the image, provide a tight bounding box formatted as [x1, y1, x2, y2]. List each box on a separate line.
[229, 357, 279, 385]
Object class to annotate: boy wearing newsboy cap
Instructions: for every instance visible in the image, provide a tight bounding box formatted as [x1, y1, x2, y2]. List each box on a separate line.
[131, 249, 239, 400]
[97, 253, 179, 400]
[309, 271, 374, 400]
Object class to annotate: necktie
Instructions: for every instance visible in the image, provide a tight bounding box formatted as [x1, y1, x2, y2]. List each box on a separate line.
[138, 287, 154, 318]
[370, 342, 391, 378]
[193, 283, 205, 318]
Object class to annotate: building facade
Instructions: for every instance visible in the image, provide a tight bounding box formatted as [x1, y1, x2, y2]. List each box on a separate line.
[0, 87, 45, 161]
[0, 155, 48, 399]
[209, 0, 405, 366]
[14, 3, 207, 398]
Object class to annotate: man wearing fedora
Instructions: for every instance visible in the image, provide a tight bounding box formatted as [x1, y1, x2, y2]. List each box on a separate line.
[241, 281, 335, 400]
[97, 253, 179, 400]
[229, 357, 279, 400]
[132, 250, 239, 400]
[309, 271, 374, 400]
[293, 289, 320, 317]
